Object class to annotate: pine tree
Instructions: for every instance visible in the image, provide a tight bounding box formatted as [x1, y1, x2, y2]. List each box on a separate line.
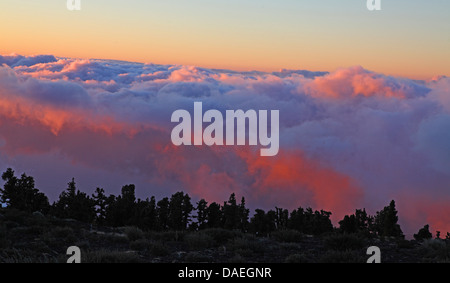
[275, 207, 289, 230]
[339, 208, 373, 234]
[206, 202, 222, 228]
[92, 187, 107, 225]
[157, 197, 170, 230]
[0, 168, 49, 214]
[250, 209, 268, 235]
[133, 197, 157, 230]
[196, 199, 208, 230]
[373, 200, 404, 238]
[52, 178, 95, 223]
[168, 192, 193, 230]
[238, 197, 250, 232]
[223, 193, 239, 230]
[181, 193, 194, 229]
[147, 196, 157, 230]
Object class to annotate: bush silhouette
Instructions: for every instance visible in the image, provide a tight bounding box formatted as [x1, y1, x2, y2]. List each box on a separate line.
[414, 225, 433, 241]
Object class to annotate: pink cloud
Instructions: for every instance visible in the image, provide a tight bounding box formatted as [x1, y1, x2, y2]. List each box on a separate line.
[0, 54, 449, 235]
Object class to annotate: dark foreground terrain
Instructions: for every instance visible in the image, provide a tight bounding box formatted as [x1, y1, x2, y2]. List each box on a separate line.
[1, 209, 449, 263]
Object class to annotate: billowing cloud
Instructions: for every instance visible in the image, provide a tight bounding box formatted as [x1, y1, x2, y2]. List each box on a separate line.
[0, 54, 449, 236]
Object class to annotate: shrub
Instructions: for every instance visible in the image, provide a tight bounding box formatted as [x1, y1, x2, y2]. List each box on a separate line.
[184, 232, 214, 250]
[271, 230, 304, 243]
[420, 239, 450, 262]
[3, 209, 28, 225]
[149, 231, 185, 242]
[51, 226, 75, 238]
[45, 226, 77, 244]
[0, 248, 60, 263]
[227, 236, 269, 254]
[103, 233, 129, 245]
[20, 241, 52, 255]
[123, 226, 144, 242]
[324, 233, 366, 251]
[130, 239, 151, 251]
[74, 240, 91, 250]
[149, 241, 170, 257]
[130, 239, 169, 256]
[396, 239, 416, 249]
[202, 228, 238, 245]
[27, 212, 49, 227]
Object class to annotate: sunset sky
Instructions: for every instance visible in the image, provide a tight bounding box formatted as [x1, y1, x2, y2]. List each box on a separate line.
[1, 0, 449, 79]
[0, 1, 450, 238]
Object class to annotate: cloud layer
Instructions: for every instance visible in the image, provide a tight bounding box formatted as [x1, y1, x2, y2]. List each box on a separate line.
[1, 54, 449, 236]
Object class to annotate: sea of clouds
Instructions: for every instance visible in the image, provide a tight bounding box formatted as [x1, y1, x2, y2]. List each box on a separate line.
[0, 54, 449, 236]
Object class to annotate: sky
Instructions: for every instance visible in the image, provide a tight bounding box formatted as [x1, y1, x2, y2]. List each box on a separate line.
[0, 1, 450, 237]
[0, 0, 449, 79]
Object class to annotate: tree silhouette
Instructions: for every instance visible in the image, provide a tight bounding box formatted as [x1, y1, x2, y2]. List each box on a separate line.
[238, 196, 250, 232]
[92, 187, 107, 225]
[250, 209, 268, 235]
[0, 168, 49, 214]
[196, 199, 208, 230]
[102, 184, 137, 226]
[288, 207, 333, 235]
[373, 200, 404, 238]
[222, 193, 241, 230]
[120, 184, 137, 225]
[250, 209, 276, 235]
[275, 207, 289, 230]
[0, 168, 423, 241]
[289, 207, 306, 232]
[157, 197, 170, 230]
[339, 208, 373, 234]
[133, 197, 157, 230]
[168, 192, 193, 230]
[414, 224, 433, 241]
[104, 194, 119, 226]
[206, 202, 222, 229]
[52, 178, 95, 223]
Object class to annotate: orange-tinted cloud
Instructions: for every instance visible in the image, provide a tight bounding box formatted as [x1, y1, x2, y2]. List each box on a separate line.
[396, 193, 450, 238]
[0, 54, 449, 236]
[306, 66, 426, 99]
[237, 148, 363, 222]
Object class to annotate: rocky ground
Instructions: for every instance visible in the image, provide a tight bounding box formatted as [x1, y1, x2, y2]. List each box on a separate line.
[0, 209, 448, 263]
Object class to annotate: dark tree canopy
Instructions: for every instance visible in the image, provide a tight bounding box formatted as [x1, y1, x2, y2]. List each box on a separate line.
[52, 178, 95, 223]
[339, 208, 373, 234]
[414, 224, 433, 241]
[0, 168, 49, 214]
[1, 168, 424, 240]
[373, 200, 404, 238]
